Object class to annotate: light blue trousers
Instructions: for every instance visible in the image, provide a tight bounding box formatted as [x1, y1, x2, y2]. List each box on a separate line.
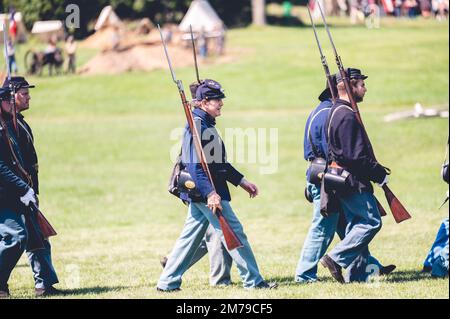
[296, 184, 383, 283]
[157, 201, 264, 290]
[1, 207, 59, 289]
[0, 208, 28, 288]
[425, 218, 449, 278]
[27, 240, 59, 289]
[189, 225, 233, 286]
[328, 191, 382, 282]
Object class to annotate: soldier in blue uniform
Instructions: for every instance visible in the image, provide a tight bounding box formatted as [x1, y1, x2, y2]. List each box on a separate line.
[295, 75, 395, 283]
[0, 87, 37, 298]
[320, 68, 390, 283]
[157, 80, 276, 291]
[160, 81, 233, 287]
[2, 77, 61, 297]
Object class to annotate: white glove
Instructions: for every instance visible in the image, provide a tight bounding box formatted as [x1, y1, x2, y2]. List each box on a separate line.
[20, 188, 36, 207]
[377, 175, 389, 187]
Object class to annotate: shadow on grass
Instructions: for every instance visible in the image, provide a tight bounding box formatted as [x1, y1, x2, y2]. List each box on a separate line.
[62, 286, 129, 296]
[268, 276, 336, 286]
[385, 270, 439, 283]
[266, 270, 437, 286]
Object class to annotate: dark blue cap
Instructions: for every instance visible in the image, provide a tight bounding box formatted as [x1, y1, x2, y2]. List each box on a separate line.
[0, 87, 11, 101]
[319, 74, 337, 102]
[336, 68, 368, 84]
[196, 79, 226, 101]
[2, 76, 35, 90]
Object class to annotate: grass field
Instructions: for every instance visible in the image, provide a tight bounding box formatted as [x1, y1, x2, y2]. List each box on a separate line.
[4, 17, 449, 299]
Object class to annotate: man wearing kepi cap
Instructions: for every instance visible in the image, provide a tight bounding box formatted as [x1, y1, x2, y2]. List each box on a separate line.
[320, 68, 390, 283]
[0, 85, 32, 298]
[157, 79, 277, 291]
[160, 80, 234, 288]
[295, 74, 395, 283]
[1, 76, 61, 297]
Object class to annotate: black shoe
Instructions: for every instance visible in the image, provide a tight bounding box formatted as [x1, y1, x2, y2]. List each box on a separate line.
[421, 266, 432, 273]
[160, 256, 168, 269]
[320, 255, 345, 284]
[156, 287, 181, 293]
[255, 281, 278, 289]
[35, 286, 65, 297]
[380, 264, 396, 276]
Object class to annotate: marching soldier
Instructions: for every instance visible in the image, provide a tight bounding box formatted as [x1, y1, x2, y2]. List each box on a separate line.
[160, 81, 233, 287]
[296, 75, 395, 283]
[0, 87, 37, 298]
[320, 68, 389, 283]
[1, 76, 61, 297]
[157, 80, 277, 291]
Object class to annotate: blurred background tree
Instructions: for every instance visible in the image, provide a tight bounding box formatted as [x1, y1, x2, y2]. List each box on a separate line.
[0, 0, 308, 38]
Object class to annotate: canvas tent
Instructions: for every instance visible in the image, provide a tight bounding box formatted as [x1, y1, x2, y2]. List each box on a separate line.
[95, 6, 122, 31]
[31, 20, 65, 41]
[179, 0, 225, 33]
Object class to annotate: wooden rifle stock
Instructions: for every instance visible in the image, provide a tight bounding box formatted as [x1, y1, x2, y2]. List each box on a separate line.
[159, 25, 243, 250]
[382, 185, 411, 223]
[315, 0, 411, 223]
[31, 203, 57, 238]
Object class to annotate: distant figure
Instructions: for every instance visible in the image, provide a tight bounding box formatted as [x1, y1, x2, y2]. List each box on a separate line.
[214, 23, 226, 56]
[65, 36, 77, 74]
[394, 0, 403, 17]
[283, 1, 293, 25]
[6, 39, 18, 74]
[350, 0, 365, 24]
[9, 10, 18, 43]
[42, 37, 64, 76]
[420, 0, 432, 17]
[44, 37, 57, 55]
[337, 0, 349, 16]
[111, 25, 121, 51]
[162, 26, 173, 44]
[405, 0, 419, 18]
[198, 28, 208, 59]
[432, 0, 449, 20]
[137, 18, 153, 35]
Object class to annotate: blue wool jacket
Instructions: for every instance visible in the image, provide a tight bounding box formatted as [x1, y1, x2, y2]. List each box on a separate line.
[303, 99, 332, 162]
[0, 119, 30, 207]
[180, 109, 244, 202]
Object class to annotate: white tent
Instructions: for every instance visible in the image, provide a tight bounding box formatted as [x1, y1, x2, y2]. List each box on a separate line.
[31, 20, 65, 41]
[95, 6, 122, 31]
[179, 0, 225, 33]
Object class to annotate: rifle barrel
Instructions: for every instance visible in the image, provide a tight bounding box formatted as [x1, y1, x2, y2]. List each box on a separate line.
[2, 23, 11, 79]
[307, 6, 325, 61]
[158, 25, 177, 84]
[190, 25, 201, 84]
[315, 1, 340, 59]
[307, 5, 337, 102]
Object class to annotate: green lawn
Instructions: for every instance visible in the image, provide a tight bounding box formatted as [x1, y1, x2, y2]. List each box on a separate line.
[5, 17, 449, 299]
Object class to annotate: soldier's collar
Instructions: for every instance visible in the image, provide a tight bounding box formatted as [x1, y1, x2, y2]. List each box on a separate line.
[334, 99, 353, 107]
[193, 108, 216, 126]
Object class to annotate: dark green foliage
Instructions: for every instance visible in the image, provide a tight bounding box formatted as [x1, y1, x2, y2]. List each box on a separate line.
[0, 0, 309, 38]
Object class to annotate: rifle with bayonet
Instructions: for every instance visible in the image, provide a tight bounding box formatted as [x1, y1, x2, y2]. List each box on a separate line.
[158, 25, 243, 250]
[190, 25, 202, 85]
[306, 6, 337, 104]
[2, 22, 18, 134]
[313, 1, 411, 223]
